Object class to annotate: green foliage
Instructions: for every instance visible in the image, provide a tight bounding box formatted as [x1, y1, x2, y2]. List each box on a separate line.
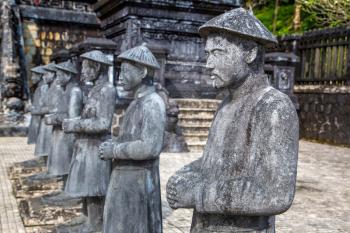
[252, 1, 323, 36]
[254, 2, 296, 36]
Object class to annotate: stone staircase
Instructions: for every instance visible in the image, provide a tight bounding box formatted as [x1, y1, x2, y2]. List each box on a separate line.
[174, 98, 220, 152]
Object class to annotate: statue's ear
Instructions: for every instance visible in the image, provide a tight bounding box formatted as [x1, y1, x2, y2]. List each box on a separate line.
[95, 62, 101, 71]
[245, 46, 258, 64]
[141, 67, 148, 79]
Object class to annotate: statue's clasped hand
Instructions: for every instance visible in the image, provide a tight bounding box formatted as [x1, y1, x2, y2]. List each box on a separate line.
[166, 175, 196, 209]
[99, 140, 114, 161]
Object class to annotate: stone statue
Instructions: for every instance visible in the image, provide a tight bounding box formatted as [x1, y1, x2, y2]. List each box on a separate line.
[46, 60, 81, 180]
[34, 63, 57, 159]
[166, 8, 299, 233]
[62, 50, 116, 232]
[27, 66, 46, 144]
[99, 43, 166, 233]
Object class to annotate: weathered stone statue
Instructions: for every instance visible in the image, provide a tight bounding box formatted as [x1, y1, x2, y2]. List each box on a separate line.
[62, 50, 116, 232]
[166, 8, 299, 233]
[99, 43, 166, 233]
[34, 63, 57, 159]
[27, 66, 46, 144]
[46, 60, 81, 180]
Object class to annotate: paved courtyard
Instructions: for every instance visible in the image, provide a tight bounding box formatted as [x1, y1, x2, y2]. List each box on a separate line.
[0, 137, 349, 233]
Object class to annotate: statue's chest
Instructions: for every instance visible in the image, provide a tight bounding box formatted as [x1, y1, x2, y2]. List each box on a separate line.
[81, 86, 103, 118]
[202, 98, 253, 175]
[120, 100, 144, 138]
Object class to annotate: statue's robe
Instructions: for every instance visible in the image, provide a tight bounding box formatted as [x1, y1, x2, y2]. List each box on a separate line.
[65, 79, 116, 197]
[47, 83, 83, 176]
[103, 86, 166, 233]
[34, 81, 56, 157]
[172, 76, 299, 233]
[28, 81, 45, 144]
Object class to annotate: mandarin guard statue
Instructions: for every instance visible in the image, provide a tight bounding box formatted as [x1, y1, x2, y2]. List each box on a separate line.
[27, 66, 46, 145]
[99, 43, 166, 233]
[46, 61, 81, 181]
[34, 63, 57, 160]
[166, 8, 299, 233]
[62, 50, 116, 232]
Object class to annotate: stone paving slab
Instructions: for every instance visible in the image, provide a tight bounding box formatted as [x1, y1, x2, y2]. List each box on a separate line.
[0, 138, 350, 232]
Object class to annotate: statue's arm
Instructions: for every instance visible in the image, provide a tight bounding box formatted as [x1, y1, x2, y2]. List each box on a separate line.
[195, 97, 299, 216]
[68, 87, 83, 118]
[32, 86, 49, 115]
[68, 86, 116, 134]
[112, 99, 166, 160]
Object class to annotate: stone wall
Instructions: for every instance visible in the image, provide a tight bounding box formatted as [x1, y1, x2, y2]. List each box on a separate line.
[19, 0, 101, 92]
[295, 85, 350, 145]
[23, 20, 101, 75]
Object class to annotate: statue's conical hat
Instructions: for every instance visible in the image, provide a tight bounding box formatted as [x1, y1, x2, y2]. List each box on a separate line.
[30, 65, 46, 74]
[117, 43, 160, 70]
[80, 50, 113, 66]
[55, 60, 78, 74]
[42, 62, 57, 72]
[199, 7, 278, 46]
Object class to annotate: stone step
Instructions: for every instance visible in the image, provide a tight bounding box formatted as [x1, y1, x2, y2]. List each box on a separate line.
[178, 122, 211, 129]
[184, 135, 208, 143]
[186, 141, 206, 152]
[174, 98, 220, 110]
[178, 110, 215, 119]
[174, 98, 219, 152]
[181, 126, 210, 135]
[178, 118, 212, 126]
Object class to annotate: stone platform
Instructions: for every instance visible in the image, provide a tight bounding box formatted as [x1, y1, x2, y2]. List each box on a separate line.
[0, 137, 350, 232]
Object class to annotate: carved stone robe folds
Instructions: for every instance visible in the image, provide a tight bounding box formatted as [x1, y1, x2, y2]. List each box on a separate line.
[173, 76, 299, 233]
[34, 82, 55, 157]
[47, 84, 83, 176]
[103, 86, 166, 233]
[65, 80, 116, 197]
[28, 81, 45, 144]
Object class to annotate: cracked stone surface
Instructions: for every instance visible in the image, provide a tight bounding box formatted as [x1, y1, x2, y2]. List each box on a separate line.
[0, 137, 350, 232]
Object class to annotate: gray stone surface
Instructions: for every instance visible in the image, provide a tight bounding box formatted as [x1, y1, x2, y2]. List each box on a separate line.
[62, 50, 116, 232]
[34, 66, 55, 157]
[99, 44, 166, 233]
[46, 60, 81, 176]
[27, 68, 44, 144]
[166, 8, 298, 233]
[1, 138, 350, 232]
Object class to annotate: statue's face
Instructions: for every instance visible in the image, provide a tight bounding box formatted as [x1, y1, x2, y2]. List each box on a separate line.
[42, 71, 55, 84]
[205, 34, 249, 89]
[81, 59, 99, 82]
[56, 69, 71, 86]
[119, 62, 145, 91]
[31, 73, 41, 84]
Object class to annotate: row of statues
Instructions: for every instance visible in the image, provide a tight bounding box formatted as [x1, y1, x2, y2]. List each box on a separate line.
[26, 8, 298, 233]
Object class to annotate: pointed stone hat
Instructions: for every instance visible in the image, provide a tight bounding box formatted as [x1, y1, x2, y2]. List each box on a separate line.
[117, 43, 160, 70]
[199, 7, 278, 46]
[42, 62, 57, 72]
[55, 60, 78, 74]
[30, 65, 46, 74]
[80, 50, 113, 66]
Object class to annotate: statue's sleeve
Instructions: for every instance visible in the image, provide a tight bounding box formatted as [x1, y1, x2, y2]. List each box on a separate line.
[71, 86, 116, 134]
[49, 87, 83, 125]
[32, 85, 49, 115]
[195, 96, 299, 216]
[68, 87, 83, 118]
[112, 98, 166, 160]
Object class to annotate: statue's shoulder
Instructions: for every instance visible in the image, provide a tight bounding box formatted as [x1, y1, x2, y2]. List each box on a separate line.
[256, 87, 297, 118]
[145, 92, 166, 112]
[101, 82, 117, 94]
